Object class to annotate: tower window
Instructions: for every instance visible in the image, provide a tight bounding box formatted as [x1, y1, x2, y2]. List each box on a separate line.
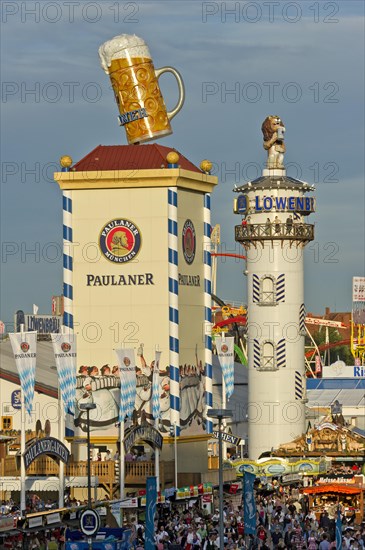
[260, 276, 275, 304]
[259, 341, 277, 371]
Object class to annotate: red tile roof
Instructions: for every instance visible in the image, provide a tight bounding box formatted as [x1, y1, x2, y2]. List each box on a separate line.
[72, 144, 202, 173]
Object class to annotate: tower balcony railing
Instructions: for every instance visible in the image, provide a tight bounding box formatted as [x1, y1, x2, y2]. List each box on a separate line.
[235, 222, 314, 245]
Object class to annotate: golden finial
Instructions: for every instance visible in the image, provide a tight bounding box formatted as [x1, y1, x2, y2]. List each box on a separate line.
[60, 155, 73, 169]
[200, 160, 213, 174]
[166, 151, 180, 165]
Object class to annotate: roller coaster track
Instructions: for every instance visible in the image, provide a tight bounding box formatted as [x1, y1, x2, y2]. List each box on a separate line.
[212, 294, 353, 372]
[305, 339, 351, 358]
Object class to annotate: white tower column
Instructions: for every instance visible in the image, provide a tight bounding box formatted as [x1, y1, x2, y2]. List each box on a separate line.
[234, 116, 315, 459]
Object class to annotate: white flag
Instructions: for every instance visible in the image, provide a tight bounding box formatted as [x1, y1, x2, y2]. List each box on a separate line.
[152, 351, 162, 420]
[115, 348, 137, 422]
[9, 331, 37, 416]
[51, 333, 77, 415]
[215, 336, 235, 400]
[32, 304, 39, 315]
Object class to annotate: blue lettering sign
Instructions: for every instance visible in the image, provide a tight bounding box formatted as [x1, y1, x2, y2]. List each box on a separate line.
[255, 196, 263, 212]
[354, 366, 365, 377]
[288, 197, 295, 211]
[251, 196, 315, 213]
[296, 197, 304, 211]
[26, 315, 61, 334]
[263, 197, 273, 210]
[276, 197, 286, 210]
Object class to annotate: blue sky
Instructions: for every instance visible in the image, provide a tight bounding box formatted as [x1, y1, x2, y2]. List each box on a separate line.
[1, 0, 364, 328]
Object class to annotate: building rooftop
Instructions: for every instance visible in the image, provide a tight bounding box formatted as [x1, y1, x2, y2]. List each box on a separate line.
[72, 144, 203, 173]
[234, 175, 315, 192]
[0, 339, 58, 398]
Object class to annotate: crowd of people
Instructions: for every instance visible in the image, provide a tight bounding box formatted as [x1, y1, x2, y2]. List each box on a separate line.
[2, 471, 365, 549]
[127, 486, 365, 549]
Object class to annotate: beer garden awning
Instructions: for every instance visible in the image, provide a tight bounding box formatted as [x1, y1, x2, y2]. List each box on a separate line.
[302, 484, 362, 495]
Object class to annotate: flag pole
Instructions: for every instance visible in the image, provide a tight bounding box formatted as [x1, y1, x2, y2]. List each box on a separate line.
[154, 346, 160, 492]
[20, 324, 26, 516]
[221, 333, 227, 460]
[119, 419, 125, 500]
[58, 327, 66, 508]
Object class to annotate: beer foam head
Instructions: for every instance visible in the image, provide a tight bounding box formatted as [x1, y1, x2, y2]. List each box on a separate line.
[99, 34, 150, 73]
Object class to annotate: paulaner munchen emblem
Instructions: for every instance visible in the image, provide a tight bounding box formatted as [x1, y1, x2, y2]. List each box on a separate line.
[99, 219, 142, 263]
[182, 219, 196, 265]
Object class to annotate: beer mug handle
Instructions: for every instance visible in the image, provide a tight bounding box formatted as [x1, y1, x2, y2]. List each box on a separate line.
[155, 66, 185, 120]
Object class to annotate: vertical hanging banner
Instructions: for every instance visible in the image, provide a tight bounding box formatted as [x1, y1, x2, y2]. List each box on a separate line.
[9, 331, 37, 417]
[51, 333, 77, 414]
[152, 351, 162, 420]
[215, 336, 235, 400]
[243, 471, 257, 536]
[315, 355, 322, 375]
[352, 276, 365, 324]
[145, 476, 157, 550]
[336, 507, 342, 550]
[115, 348, 137, 422]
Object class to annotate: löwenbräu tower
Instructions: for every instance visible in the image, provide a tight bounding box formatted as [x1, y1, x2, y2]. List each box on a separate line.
[234, 116, 315, 460]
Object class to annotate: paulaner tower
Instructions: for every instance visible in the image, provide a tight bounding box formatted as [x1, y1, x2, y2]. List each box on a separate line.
[234, 116, 316, 459]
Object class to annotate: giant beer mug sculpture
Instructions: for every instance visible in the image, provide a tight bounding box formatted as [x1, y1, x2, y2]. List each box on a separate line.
[99, 34, 185, 144]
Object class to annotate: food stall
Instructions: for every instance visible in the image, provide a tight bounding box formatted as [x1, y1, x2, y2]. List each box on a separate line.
[301, 480, 364, 524]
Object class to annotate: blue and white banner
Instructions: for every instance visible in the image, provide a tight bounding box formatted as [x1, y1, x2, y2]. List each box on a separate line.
[215, 336, 235, 400]
[115, 348, 137, 422]
[9, 331, 37, 417]
[145, 476, 157, 550]
[336, 507, 342, 550]
[244, 471, 257, 536]
[51, 333, 77, 415]
[152, 351, 162, 420]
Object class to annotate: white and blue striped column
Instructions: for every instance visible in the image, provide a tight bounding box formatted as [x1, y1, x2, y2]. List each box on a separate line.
[168, 188, 180, 434]
[63, 191, 73, 330]
[63, 190, 74, 439]
[203, 194, 213, 433]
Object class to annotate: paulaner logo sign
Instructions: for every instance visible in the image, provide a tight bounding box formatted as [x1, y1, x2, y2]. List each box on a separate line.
[182, 219, 196, 265]
[99, 218, 142, 263]
[23, 437, 70, 469]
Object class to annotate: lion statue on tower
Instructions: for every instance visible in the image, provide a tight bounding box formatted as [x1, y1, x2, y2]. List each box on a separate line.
[261, 115, 286, 169]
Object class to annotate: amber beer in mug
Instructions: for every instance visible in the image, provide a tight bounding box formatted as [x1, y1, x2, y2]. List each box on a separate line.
[99, 34, 185, 145]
